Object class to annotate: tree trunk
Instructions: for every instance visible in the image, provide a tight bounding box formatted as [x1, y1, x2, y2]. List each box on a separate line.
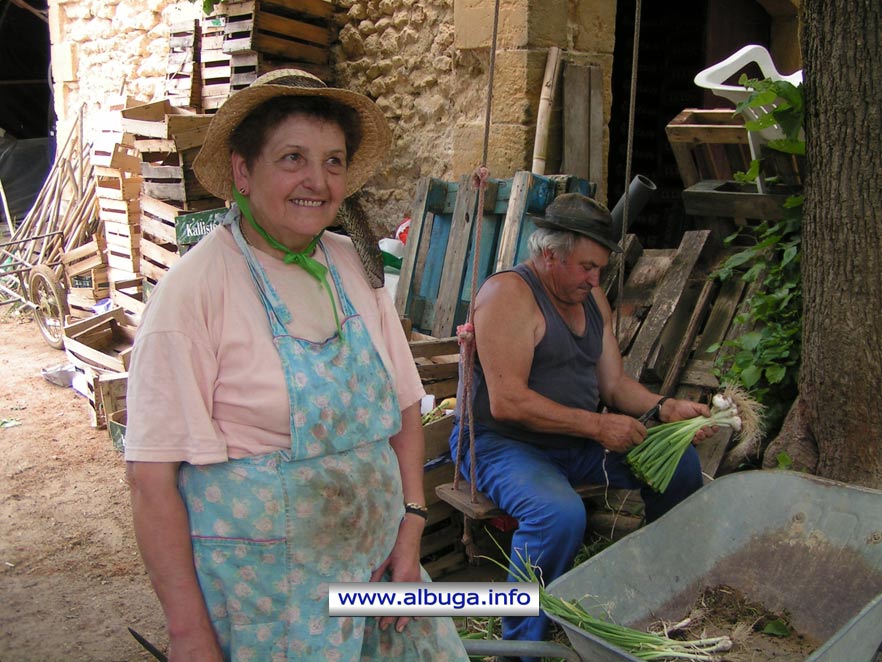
[800, 0, 882, 487]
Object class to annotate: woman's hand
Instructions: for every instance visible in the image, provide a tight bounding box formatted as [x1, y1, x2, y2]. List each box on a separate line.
[369, 513, 425, 633]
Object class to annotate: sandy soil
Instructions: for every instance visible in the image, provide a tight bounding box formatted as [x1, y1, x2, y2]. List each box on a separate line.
[0, 316, 167, 662]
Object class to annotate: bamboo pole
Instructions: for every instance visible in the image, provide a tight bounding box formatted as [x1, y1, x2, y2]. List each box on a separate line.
[531, 46, 563, 175]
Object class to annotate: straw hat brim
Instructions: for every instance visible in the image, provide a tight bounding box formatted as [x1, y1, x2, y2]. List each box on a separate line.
[193, 83, 392, 200]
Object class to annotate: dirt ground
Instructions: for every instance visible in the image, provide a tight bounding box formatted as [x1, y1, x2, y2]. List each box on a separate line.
[0, 315, 166, 662]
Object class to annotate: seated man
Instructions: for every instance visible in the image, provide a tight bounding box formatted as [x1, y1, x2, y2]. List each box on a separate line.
[449, 193, 712, 659]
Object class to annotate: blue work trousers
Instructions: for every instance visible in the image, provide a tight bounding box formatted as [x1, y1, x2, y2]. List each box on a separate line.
[449, 420, 703, 660]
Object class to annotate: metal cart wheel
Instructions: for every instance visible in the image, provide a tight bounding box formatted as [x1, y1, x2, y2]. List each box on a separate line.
[28, 264, 68, 350]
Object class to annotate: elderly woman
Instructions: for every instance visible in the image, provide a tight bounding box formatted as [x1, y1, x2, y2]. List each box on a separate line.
[125, 70, 468, 662]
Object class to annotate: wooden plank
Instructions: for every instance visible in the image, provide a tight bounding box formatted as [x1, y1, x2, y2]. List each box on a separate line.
[561, 63, 603, 189]
[262, 0, 332, 18]
[166, 115, 213, 138]
[495, 170, 533, 272]
[395, 177, 447, 317]
[614, 249, 677, 352]
[140, 196, 185, 222]
[253, 12, 329, 46]
[140, 214, 177, 246]
[622, 231, 714, 381]
[683, 180, 789, 220]
[660, 278, 717, 395]
[435, 481, 504, 520]
[409, 336, 459, 359]
[431, 175, 477, 337]
[424, 415, 454, 462]
[134, 138, 176, 155]
[141, 238, 180, 269]
[416, 362, 458, 382]
[141, 164, 185, 180]
[172, 124, 210, 152]
[139, 257, 168, 283]
[252, 32, 327, 64]
[63, 336, 126, 373]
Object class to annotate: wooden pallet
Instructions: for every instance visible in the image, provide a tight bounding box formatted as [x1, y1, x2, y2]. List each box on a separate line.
[222, 0, 332, 65]
[395, 172, 596, 338]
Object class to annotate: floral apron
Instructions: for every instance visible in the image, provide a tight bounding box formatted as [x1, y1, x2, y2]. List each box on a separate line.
[178, 216, 466, 662]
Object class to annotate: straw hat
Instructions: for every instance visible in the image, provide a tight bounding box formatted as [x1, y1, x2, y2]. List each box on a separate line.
[531, 193, 622, 253]
[193, 69, 392, 200]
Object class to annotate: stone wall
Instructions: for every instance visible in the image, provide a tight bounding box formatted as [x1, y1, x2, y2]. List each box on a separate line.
[47, 0, 802, 235]
[332, 0, 488, 231]
[48, 0, 200, 137]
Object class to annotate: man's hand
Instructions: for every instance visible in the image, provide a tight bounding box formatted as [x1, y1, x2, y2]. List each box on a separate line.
[660, 399, 718, 441]
[594, 412, 647, 452]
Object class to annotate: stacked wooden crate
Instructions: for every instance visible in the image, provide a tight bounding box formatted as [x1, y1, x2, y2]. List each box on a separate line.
[407, 333, 467, 579]
[166, 20, 201, 111]
[222, 0, 333, 86]
[200, 11, 233, 113]
[92, 133, 143, 287]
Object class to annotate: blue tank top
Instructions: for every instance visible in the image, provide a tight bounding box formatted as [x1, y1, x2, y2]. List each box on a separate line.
[470, 263, 604, 449]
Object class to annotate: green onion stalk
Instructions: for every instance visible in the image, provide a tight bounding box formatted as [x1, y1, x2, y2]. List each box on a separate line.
[627, 387, 764, 494]
[483, 542, 732, 661]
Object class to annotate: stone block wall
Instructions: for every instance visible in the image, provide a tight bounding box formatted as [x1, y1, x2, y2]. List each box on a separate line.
[48, 0, 800, 234]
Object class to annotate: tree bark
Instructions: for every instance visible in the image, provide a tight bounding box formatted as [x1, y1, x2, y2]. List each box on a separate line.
[800, 0, 882, 487]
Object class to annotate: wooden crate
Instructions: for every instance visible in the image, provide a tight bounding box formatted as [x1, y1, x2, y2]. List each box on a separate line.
[63, 308, 139, 375]
[227, 51, 319, 92]
[166, 20, 201, 110]
[110, 277, 150, 321]
[665, 108, 752, 189]
[222, 0, 333, 65]
[200, 48, 233, 112]
[140, 162, 214, 207]
[120, 100, 210, 139]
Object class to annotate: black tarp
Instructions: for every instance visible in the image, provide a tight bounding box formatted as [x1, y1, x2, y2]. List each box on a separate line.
[0, 136, 52, 225]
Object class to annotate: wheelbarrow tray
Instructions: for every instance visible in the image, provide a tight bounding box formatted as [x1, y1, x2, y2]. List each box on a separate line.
[546, 470, 882, 662]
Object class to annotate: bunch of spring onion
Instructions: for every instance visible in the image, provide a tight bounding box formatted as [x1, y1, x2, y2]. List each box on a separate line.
[483, 542, 733, 661]
[627, 385, 764, 494]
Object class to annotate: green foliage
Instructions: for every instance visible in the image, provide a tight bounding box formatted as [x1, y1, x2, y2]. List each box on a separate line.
[762, 618, 792, 637]
[774, 451, 793, 470]
[189, 0, 223, 16]
[709, 78, 805, 438]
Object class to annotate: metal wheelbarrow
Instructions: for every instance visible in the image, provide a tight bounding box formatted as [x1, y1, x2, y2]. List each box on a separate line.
[537, 470, 882, 662]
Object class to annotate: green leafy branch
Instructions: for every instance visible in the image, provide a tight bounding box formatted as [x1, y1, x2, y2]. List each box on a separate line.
[708, 78, 805, 438]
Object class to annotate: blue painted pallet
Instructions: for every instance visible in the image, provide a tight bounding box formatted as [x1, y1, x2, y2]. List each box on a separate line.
[395, 171, 594, 337]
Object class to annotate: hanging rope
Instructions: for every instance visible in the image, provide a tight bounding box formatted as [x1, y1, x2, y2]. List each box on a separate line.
[615, 0, 643, 337]
[452, 0, 500, 503]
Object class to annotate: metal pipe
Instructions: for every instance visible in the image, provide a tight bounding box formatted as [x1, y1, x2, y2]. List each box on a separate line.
[463, 638, 582, 662]
[611, 174, 657, 241]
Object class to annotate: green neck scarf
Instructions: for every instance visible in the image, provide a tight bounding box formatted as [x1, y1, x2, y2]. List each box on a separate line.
[233, 187, 340, 332]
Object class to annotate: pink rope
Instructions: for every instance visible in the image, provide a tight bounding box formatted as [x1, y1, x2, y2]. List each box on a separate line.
[452, 166, 490, 502]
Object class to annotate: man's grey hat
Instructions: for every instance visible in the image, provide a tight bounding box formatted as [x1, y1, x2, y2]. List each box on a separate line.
[531, 193, 622, 253]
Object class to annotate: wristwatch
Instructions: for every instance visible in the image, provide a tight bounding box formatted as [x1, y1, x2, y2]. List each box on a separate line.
[638, 396, 670, 423]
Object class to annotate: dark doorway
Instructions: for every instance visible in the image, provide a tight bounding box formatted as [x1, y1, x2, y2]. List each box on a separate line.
[0, 0, 54, 228]
[608, 0, 772, 248]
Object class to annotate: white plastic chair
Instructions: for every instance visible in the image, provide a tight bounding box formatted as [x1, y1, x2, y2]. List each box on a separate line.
[694, 45, 803, 191]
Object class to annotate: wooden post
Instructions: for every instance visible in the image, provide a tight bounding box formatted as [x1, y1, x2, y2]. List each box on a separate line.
[531, 46, 562, 175]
